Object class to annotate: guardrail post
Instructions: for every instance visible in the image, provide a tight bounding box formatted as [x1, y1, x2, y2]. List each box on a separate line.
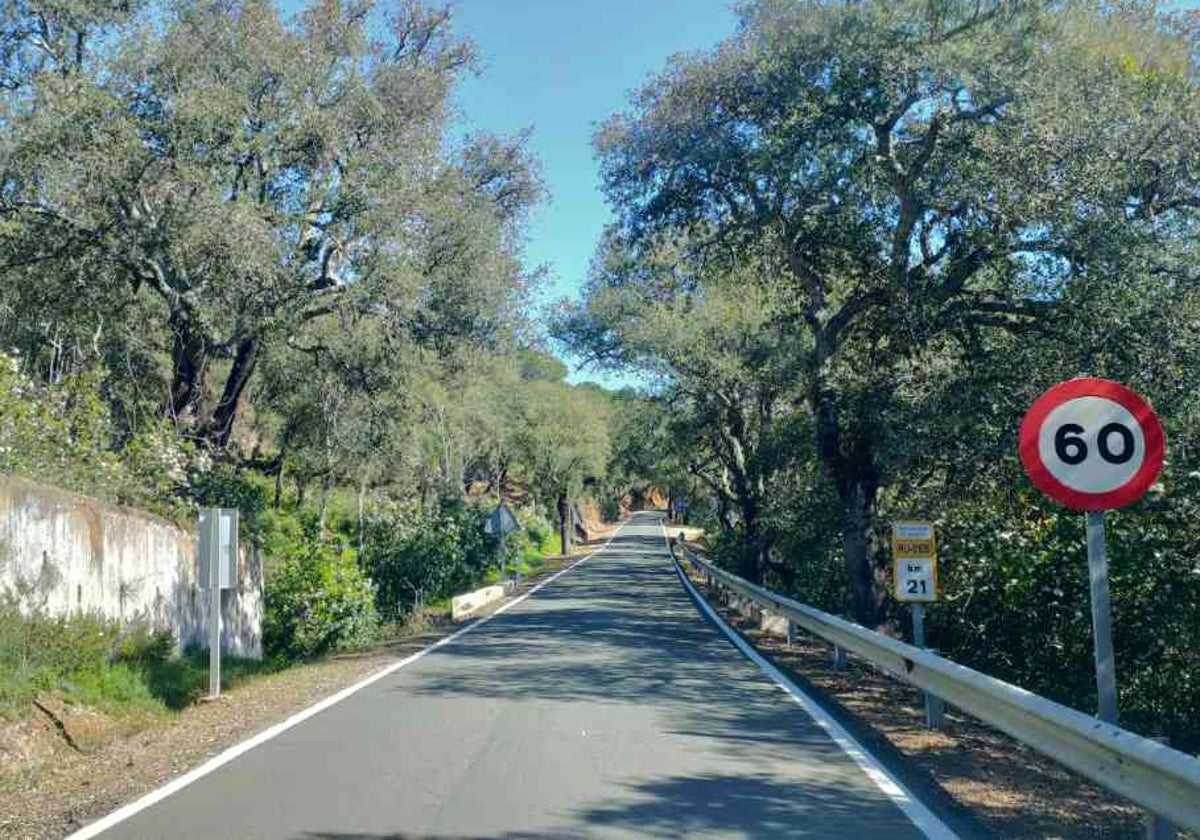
[1146, 737, 1179, 840]
[924, 651, 946, 731]
[786, 620, 796, 648]
[832, 645, 847, 671]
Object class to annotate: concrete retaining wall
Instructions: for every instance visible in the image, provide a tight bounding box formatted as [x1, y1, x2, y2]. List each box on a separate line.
[0, 475, 262, 657]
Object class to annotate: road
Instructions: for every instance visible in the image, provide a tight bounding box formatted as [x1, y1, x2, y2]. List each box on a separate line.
[82, 512, 944, 840]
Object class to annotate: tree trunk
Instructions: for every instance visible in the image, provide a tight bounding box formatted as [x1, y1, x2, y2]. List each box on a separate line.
[738, 493, 764, 583]
[841, 477, 885, 629]
[557, 491, 571, 557]
[716, 494, 734, 533]
[169, 311, 206, 422]
[273, 432, 290, 510]
[207, 337, 258, 449]
[810, 356, 887, 628]
[317, 473, 334, 531]
[497, 460, 509, 501]
[357, 469, 369, 557]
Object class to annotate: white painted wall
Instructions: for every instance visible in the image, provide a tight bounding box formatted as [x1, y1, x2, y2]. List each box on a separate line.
[0, 475, 262, 658]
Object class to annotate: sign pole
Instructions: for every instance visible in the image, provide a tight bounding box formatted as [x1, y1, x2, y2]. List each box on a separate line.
[208, 512, 221, 699]
[910, 601, 945, 729]
[500, 528, 508, 587]
[1085, 510, 1118, 724]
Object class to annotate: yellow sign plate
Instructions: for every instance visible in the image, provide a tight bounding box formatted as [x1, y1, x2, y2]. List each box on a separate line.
[892, 521, 936, 559]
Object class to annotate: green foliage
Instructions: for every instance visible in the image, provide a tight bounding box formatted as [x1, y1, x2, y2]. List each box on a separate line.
[0, 594, 119, 676]
[511, 379, 613, 510]
[0, 351, 211, 521]
[0, 598, 276, 717]
[189, 463, 270, 532]
[0, 597, 156, 716]
[0, 0, 541, 458]
[363, 497, 497, 621]
[128, 644, 279, 711]
[56, 663, 162, 715]
[263, 524, 379, 660]
[499, 507, 558, 575]
[889, 461, 1200, 754]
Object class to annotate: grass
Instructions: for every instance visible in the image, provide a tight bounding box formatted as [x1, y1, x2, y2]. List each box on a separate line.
[480, 528, 561, 587]
[0, 599, 283, 722]
[1, 649, 283, 720]
[136, 648, 283, 710]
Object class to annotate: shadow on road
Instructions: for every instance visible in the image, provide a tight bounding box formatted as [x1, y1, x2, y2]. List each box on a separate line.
[298, 770, 884, 837]
[396, 533, 852, 767]
[318, 523, 918, 838]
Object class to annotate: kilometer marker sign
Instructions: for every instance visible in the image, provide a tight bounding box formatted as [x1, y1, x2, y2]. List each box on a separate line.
[1019, 377, 1165, 511]
[892, 521, 937, 603]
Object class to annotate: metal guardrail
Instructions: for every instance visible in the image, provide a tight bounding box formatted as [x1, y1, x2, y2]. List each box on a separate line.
[670, 541, 1200, 832]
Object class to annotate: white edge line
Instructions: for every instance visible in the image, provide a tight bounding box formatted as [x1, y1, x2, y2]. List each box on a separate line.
[64, 518, 633, 840]
[661, 522, 961, 840]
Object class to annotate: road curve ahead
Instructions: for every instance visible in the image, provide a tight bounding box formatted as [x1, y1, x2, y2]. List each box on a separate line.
[84, 512, 943, 840]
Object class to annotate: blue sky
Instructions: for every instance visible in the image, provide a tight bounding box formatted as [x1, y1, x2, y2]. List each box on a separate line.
[446, 0, 740, 386]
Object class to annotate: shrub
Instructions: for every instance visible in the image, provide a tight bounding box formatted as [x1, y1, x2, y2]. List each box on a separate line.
[189, 462, 270, 534]
[363, 497, 498, 621]
[0, 594, 118, 675]
[263, 524, 378, 659]
[0, 599, 175, 716]
[58, 662, 161, 714]
[0, 355, 205, 520]
[522, 511, 552, 551]
[112, 624, 176, 670]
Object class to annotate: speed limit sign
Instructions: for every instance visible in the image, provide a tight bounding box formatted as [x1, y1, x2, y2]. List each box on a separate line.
[1020, 377, 1166, 725]
[1019, 378, 1165, 511]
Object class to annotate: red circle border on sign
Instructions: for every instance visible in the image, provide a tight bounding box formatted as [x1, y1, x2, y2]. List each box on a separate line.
[1019, 378, 1165, 511]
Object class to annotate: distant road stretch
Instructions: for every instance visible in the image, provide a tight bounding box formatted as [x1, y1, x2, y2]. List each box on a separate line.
[79, 512, 949, 840]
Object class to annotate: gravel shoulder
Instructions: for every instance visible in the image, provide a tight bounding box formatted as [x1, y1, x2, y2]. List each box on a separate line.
[0, 551, 581, 840]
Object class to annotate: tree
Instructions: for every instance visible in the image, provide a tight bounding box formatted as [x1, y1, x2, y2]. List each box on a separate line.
[0, 0, 538, 451]
[512, 378, 612, 554]
[559, 241, 801, 582]
[592, 0, 1199, 625]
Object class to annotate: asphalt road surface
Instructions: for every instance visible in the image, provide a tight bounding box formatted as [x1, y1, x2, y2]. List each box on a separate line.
[85, 512, 941, 840]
